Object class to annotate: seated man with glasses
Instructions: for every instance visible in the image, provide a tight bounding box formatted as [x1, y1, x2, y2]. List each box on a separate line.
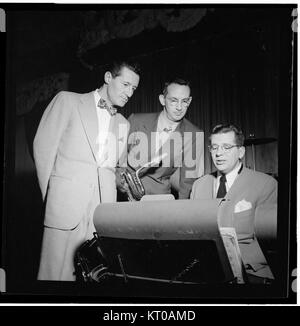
[190, 124, 277, 283]
[117, 78, 204, 199]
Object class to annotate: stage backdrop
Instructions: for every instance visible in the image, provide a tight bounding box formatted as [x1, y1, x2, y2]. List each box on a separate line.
[7, 7, 292, 290]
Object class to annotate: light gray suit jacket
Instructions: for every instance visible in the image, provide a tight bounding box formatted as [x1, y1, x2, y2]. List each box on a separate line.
[34, 91, 129, 230]
[190, 167, 277, 279]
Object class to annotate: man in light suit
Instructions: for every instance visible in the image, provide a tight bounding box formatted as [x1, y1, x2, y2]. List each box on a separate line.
[190, 124, 277, 283]
[118, 78, 204, 199]
[33, 61, 140, 281]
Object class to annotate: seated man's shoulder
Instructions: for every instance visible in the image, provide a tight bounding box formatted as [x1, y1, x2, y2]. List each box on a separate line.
[244, 168, 277, 185]
[193, 173, 215, 185]
[191, 173, 215, 198]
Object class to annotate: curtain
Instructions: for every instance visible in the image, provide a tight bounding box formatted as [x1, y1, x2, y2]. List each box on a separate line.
[100, 21, 282, 175]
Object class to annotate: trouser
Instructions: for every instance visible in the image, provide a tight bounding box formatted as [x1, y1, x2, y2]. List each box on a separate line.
[37, 168, 117, 281]
[37, 186, 99, 281]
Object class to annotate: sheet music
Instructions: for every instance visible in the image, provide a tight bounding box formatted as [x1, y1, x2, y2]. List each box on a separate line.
[219, 227, 245, 284]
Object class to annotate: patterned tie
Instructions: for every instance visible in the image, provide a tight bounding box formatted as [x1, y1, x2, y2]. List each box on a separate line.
[217, 174, 227, 198]
[97, 98, 117, 116]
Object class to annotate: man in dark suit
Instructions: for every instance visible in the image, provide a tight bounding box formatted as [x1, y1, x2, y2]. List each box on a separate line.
[190, 124, 277, 282]
[33, 61, 140, 280]
[119, 78, 204, 199]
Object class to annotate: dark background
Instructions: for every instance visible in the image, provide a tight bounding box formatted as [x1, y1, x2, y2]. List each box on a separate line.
[1, 4, 297, 302]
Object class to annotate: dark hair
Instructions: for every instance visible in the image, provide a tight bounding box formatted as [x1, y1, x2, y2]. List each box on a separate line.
[108, 60, 141, 78]
[209, 124, 245, 146]
[162, 78, 191, 97]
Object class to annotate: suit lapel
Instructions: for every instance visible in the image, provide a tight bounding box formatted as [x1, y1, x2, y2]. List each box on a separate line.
[143, 113, 160, 162]
[78, 92, 99, 162]
[219, 166, 249, 226]
[208, 173, 217, 198]
[172, 119, 185, 166]
[147, 114, 184, 168]
[160, 118, 185, 170]
[225, 166, 248, 199]
[107, 114, 127, 163]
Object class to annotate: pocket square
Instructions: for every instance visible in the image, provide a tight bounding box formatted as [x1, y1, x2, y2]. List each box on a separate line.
[234, 199, 252, 213]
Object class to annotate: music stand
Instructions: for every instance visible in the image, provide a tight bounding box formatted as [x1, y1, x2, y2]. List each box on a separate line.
[93, 199, 235, 285]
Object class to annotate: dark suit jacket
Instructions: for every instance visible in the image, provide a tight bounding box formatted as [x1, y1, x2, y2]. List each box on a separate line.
[127, 112, 204, 199]
[190, 167, 277, 279]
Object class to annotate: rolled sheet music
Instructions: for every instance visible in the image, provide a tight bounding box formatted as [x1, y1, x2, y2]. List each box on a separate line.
[140, 194, 175, 201]
[93, 199, 221, 240]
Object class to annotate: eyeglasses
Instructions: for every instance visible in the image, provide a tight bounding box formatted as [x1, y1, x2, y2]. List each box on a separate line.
[166, 97, 191, 108]
[208, 144, 240, 153]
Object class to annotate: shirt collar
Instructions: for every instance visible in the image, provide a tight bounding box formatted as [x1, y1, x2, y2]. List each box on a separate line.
[94, 89, 101, 107]
[157, 111, 180, 132]
[94, 89, 112, 118]
[218, 161, 242, 189]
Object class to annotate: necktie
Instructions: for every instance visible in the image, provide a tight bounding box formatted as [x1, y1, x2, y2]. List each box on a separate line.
[158, 126, 172, 151]
[217, 174, 227, 198]
[97, 98, 117, 116]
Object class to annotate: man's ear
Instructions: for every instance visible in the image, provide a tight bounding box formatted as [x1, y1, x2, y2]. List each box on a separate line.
[239, 146, 246, 160]
[104, 71, 112, 84]
[188, 96, 192, 105]
[159, 94, 165, 106]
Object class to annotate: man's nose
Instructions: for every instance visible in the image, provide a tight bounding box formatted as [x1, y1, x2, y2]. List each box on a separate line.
[215, 147, 224, 155]
[175, 102, 184, 110]
[125, 87, 134, 98]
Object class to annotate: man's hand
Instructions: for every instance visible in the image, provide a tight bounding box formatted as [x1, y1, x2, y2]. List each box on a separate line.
[115, 167, 130, 193]
[115, 166, 145, 201]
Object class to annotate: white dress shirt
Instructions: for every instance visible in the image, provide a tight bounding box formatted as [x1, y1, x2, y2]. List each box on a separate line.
[155, 111, 180, 153]
[214, 162, 242, 198]
[94, 90, 112, 166]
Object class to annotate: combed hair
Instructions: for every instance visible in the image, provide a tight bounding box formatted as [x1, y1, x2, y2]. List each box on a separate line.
[108, 60, 141, 78]
[209, 124, 245, 146]
[162, 78, 191, 97]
